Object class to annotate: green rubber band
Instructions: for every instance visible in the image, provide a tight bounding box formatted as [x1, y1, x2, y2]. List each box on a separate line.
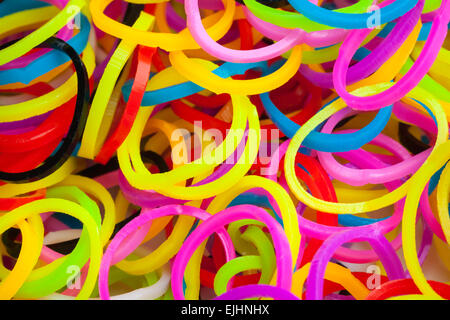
[14, 186, 101, 299]
[243, 0, 373, 31]
[227, 219, 265, 256]
[241, 226, 276, 285]
[214, 255, 262, 296]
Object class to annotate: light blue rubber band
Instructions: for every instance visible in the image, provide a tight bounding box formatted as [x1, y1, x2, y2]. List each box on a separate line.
[0, 0, 50, 18]
[0, 14, 90, 85]
[287, 0, 419, 29]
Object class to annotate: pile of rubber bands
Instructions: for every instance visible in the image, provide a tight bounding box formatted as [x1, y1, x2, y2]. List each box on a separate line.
[0, 0, 449, 301]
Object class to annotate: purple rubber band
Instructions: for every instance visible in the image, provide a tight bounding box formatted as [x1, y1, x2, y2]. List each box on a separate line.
[98, 205, 236, 300]
[171, 204, 292, 300]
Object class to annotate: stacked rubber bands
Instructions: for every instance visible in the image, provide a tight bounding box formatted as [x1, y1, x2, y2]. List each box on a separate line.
[0, 0, 449, 300]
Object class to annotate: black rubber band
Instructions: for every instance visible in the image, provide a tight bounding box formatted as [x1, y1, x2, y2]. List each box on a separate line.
[123, 3, 145, 26]
[0, 37, 90, 183]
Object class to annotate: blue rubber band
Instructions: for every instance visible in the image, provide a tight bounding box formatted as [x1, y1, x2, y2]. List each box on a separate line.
[259, 92, 393, 152]
[0, 14, 90, 85]
[0, 0, 50, 18]
[286, 0, 419, 29]
[122, 60, 278, 106]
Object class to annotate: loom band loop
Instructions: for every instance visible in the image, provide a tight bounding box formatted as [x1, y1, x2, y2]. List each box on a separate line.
[168, 46, 302, 95]
[152, 117, 260, 200]
[289, 262, 370, 300]
[118, 172, 187, 209]
[78, 13, 155, 160]
[201, 266, 261, 291]
[0, 0, 76, 71]
[284, 83, 449, 214]
[112, 200, 203, 277]
[207, 175, 300, 270]
[399, 140, 450, 299]
[242, 0, 373, 31]
[276, 141, 406, 264]
[94, 46, 157, 165]
[18, 186, 100, 288]
[232, 225, 276, 285]
[0, 85, 74, 146]
[366, 279, 450, 300]
[239, 225, 276, 274]
[333, 0, 450, 111]
[103, 143, 186, 258]
[0, 14, 91, 86]
[301, 4, 422, 90]
[185, 0, 305, 63]
[316, 111, 434, 187]
[171, 205, 292, 300]
[98, 205, 236, 299]
[411, 40, 450, 91]
[171, 74, 317, 142]
[225, 185, 283, 225]
[0, 38, 90, 183]
[0, 215, 43, 300]
[213, 255, 267, 296]
[91, 0, 235, 51]
[0, 98, 75, 154]
[0, 83, 56, 132]
[326, 141, 430, 186]
[226, 219, 265, 256]
[214, 284, 299, 300]
[0, 192, 102, 300]
[397, 58, 450, 120]
[287, 0, 419, 30]
[260, 92, 393, 153]
[112, 191, 169, 248]
[0, 0, 51, 18]
[305, 227, 404, 300]
[291, 29, 379, 65]
[213, 221, 276, 287]
[157, 2, 264, 61]
[293, 199, 406, 265]
[242, 5, 349, 51]
[121, 58, 270, 106]
[54, 175, 115, 247]
[0, 136, 68, 175]
[0, 41, 94, 125]
[0, 189, 47, 211]
[170, 100, 229, 137]
[393, 100, 444, 140]
[118, 96, 259, 197]
[0, 188, 89, 258]
[436, 163, 450, 244]
[289, 156, 339, 265]
[0, 0, 84, 66]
